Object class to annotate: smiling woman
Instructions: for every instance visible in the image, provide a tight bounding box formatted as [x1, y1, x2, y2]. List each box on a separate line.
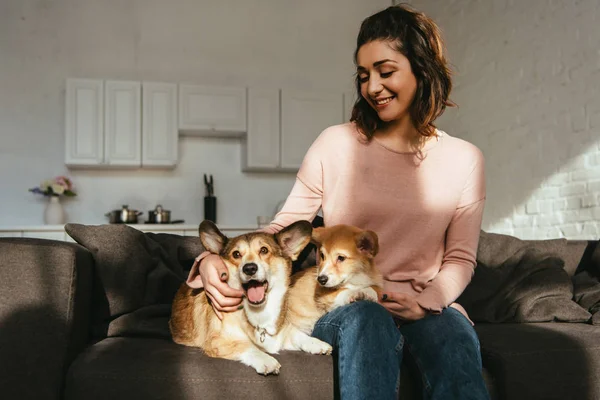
[352, 7, 455, 152]
[191, 4, 489, 400]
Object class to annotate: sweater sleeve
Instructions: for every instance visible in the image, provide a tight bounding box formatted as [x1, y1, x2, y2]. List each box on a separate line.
[416, 149, 486, 313]
[261, 129, 327, 234]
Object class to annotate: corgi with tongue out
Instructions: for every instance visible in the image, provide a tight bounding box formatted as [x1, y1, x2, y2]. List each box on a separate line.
[169, 220, 332, 376]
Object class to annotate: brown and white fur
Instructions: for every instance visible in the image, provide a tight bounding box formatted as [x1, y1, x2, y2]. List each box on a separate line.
[287, 224, 383, 335]
[169, 220, 332, 375]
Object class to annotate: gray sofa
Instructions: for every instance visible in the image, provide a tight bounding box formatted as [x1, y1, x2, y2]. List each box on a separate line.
[1, 223, 599, 400]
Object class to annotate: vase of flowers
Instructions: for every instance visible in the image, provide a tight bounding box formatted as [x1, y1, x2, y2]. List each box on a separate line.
[29, 176, 77, 225]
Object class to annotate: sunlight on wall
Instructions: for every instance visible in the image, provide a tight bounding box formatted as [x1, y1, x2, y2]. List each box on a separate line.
[485, 140, 600, 239]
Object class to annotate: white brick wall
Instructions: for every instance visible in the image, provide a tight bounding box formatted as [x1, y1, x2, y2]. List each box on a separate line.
[409, 0, 600, 240]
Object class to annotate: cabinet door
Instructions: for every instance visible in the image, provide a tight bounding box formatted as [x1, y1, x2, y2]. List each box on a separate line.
[179, 84, 247, 136]
[65, 79, 104, 167]
[280, 90, 343, 170]
[142, 82, 178, 167]
[104, 80, 142, 166]
[242, 88, 281, 171]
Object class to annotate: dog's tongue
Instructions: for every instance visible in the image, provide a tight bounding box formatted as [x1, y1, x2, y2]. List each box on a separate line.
[247, 281, 266, 303]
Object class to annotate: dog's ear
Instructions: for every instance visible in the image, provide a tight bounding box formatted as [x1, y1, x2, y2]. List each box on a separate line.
[355, 230, 379, 258]
[311, 227, 325, 244]
[276, 220, 313, 261]
[198, 220, 227, 254]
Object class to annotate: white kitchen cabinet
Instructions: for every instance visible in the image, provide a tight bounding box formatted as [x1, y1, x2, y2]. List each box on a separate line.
[146, 229, 186, 236]
[280, 90, 344, 170]
[22, 231, 67, 241]
[179, 84, 247, 136]
[0, 231, 22, 238]
[66, 79, 178, 169]
[65, 79, 105, 167]
[104, 80, 142, 166]
[242, 88, 281, 171]
[243, 89, 344, 172]
[1, 225, 257, 243]
[142, 82, 178, 167]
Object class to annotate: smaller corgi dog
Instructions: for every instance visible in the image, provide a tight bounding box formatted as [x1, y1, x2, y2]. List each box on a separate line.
[287, 224, 383, 335]
[169, 220, 332, 375]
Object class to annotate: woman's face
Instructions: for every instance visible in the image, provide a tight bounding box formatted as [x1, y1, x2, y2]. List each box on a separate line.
[356, 40, 418, 124]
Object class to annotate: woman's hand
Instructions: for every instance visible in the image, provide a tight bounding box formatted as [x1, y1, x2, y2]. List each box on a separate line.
[380, 292, 428, 321]
[198, 254, 244, 320]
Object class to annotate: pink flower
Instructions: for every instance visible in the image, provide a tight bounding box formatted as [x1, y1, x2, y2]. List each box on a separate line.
[54, 176, 73, 191]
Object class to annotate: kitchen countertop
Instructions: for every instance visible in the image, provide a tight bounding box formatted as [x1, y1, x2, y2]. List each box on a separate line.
[0, 224, 258, 232]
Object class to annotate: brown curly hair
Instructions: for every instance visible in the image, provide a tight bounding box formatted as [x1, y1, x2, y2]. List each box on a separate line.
[350, 3, 456, 140]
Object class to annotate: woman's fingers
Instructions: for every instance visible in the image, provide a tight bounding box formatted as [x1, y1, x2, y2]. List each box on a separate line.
[206, 283, 244, 309]
[205, 292, 224, 320]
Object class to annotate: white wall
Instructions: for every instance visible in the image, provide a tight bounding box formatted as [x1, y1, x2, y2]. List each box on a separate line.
[0, 0, 390, 226]
[409, 0, 600, 239]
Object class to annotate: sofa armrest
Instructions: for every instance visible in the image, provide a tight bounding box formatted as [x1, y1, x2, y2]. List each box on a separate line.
[0, 238, 94, 400]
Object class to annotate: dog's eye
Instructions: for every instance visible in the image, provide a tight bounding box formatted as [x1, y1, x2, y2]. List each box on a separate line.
[319, 251, 325, 260]
[232, 250, 241, 259]
[260, 246, 268, 255]
[337, 255, 346, 262]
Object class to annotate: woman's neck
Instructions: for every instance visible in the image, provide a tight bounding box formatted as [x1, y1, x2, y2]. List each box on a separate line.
[374, 117, 429, 153]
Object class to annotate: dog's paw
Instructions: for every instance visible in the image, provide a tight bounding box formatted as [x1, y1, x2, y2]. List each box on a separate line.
[349, 288, 378, 303]
[251, 353, 281, 375]
[349, 291, 367, 303]
[302, 337, 333, 355]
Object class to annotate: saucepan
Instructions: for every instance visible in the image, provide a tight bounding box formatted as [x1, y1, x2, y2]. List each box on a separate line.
[147, 204, 172, 224]
[105, 205, 143, 224]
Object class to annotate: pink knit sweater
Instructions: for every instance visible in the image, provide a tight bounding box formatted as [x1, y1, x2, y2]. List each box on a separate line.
[263, 122, 486, 314]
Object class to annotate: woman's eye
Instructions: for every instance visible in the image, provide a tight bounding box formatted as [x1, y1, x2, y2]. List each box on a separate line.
[260, 247, 268, 255]
[358, 75, 369, 83]
[337, 255, 346, 262]
[380, 71, 393, 78]
[232, 251, 241, 259]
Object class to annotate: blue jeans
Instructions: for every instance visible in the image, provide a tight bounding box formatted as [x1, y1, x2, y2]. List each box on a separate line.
[311, 301, 490, 400]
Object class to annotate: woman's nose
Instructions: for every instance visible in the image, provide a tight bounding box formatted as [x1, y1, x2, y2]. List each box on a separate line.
[367, 77, 383, 97]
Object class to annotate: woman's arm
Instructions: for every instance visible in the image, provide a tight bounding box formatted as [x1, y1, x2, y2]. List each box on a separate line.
[416, 149, 486, 313]
[261, 177, 323, 234]
[416, 199, 485, 313]
[261, 129, 329, 234]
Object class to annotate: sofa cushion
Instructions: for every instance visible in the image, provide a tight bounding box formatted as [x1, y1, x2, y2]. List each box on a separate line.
[457, 231, 591, 323]
[475, 322, 600, 400]
[65, 224, 203, 339]
[573, 241, 600, 325]
[64, 337, 334, 400]
[0, 238, 93, 400]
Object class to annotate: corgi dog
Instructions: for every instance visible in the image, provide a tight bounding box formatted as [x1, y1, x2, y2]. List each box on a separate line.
[169, 220, 332, 375]
[287, 224, 383, 335]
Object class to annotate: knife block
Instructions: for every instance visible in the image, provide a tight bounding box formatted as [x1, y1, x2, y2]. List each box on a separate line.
[204, 196, 217, 223]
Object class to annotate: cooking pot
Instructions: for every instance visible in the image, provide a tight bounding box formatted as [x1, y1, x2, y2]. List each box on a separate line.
[105, 205, 143, 224]
[147, 204, 171, 224]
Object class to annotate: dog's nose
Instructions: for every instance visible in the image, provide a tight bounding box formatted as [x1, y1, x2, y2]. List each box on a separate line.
[242, 263, 258, 276]
[317, 275, 328, 285]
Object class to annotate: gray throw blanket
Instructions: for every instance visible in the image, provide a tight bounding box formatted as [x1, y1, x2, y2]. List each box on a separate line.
[457, 231, 591, 323]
